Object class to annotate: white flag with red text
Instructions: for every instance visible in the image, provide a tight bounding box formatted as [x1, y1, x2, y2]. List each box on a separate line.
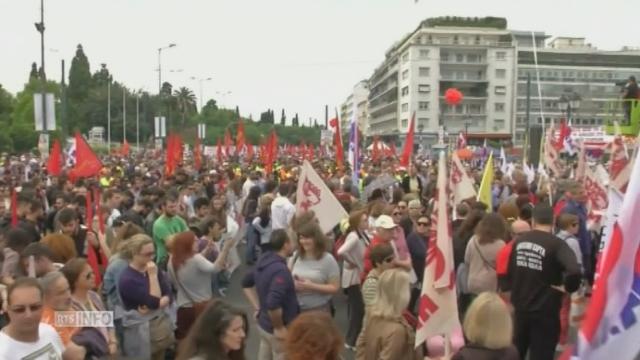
[570, 138, 640, 360]
[416, 150, 460, 347]
[296, 160, 348, 234]
[584, 167, 609, 229]
[449, 152, 476, 206]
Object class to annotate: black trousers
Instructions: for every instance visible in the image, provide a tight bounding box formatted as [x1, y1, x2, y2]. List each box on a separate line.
[514, 311, 560, 360]
[345, 285, 365, 347]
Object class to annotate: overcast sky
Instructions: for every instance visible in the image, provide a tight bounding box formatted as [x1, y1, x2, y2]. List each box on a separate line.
[1, 0, 638, 124]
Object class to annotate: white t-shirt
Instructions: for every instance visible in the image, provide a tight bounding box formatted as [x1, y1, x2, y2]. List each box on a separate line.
[0, 323, 64, 360]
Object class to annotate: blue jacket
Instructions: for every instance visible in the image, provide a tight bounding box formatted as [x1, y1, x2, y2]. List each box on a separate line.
[242, 251, 299, 333]
[561, 199, 591, 271]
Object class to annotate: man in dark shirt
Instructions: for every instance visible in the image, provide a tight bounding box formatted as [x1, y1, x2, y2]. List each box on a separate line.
[242, 229, 299, 360]
[623, 75, 638, 124]
[507, 204, 581, 360]
[18, 198, 43, 243]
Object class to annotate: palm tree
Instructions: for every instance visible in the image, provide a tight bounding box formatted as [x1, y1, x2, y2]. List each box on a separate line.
[174, 87, 197, 127]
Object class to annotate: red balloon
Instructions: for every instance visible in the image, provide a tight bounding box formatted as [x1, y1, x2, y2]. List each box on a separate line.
[444, 88, 463, 106]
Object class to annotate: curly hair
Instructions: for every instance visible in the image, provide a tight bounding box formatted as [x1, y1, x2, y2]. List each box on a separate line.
[284, 311, 343, 360]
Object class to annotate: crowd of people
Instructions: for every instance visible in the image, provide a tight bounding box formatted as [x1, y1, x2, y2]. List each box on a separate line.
[0, 149, 596, 359]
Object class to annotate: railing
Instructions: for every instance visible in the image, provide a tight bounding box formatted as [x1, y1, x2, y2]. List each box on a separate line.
[604, 99, 640, 136]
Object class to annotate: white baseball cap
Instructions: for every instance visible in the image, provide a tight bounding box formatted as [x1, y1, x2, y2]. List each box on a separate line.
[375, 215, 397, 229]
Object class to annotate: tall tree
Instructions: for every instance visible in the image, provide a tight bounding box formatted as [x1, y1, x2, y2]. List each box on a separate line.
[280, 109, 286, 126]
[68, 44, 91, 102]
[174, 87, 197, 127]
[29, 62, 39, 81]
[235, 106, 240, 118]
[92, 63, 111, 87]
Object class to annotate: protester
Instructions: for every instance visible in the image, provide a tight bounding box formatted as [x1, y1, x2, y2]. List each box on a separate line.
[118, 234, 174, 360]
[453, 292, 519, 360]
[464, 213, 507, 296]
[152, 192, 189, 269]
[361, 243, 395, 309]
[242, 229, 299, 360]
[168, 230, 236, 340]
[41, 233, 77, 263]
[507, 204, 581, 360]
[336, 209, 370, 350]
[177, 300, 248, 360]
[284, 311, 344, 360]
[290, 222, 340, 313]
[356, 269, 421, 360]
[252, 196, 274, 254]
[20, 242, 58, 277]
[406, 214, 429, 312]
[0, 277, 84, 359]
[1, 228, 31, 285]
[271, 182, 295, 231]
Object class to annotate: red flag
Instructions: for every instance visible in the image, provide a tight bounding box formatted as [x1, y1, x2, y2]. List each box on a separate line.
[120, 139, 130, 157]
[372, 136, 381, 162]
[246, 141, 254, 161]
[194, 137, 202, 170]
[400, 112, 415, 167]
[165, 134, 176, 176]
[330, 116, 344, 170]
[85, 188, 94, 232]
[236, 120, 245, 153]
[10, 189, 18, 228]
[224, 129, 232, 157]
[69, 132, 103, 181]
[555, 119, 571, 152]
[216, 138, 223, 163]
[46, 139, 62, 176]
[307, 144, 314, 161]
[265, 131, 278, 175]
[94, 188, 105, 235]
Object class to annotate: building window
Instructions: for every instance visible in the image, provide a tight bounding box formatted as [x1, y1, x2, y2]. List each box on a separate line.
[419, 67, 430, 77]
[402, 52, 409, 63]
[401, 119, 408, 128]
[453, 35, 459, 44]
[402, 70, 409, 80]
[418, 118, 429, 128]
[467, 54, 480, 63]
[495, 86, 506, 95]
[468, 104, 482, 114]
[494, 119, 505, 128]
[419, 101, 430, 110]
[495, 69, 506, 79]
[495, 103, 505, 112]
[419, 49, 429, 58]
[475, 36, 481, 45]
[456, 54, 464, 63]
[401, 86, 409, 96]
[441, 52, 449, 62]
[401, 103, 409, 112]
[418, 84, 431, 93]
[496, 51, 506, 61]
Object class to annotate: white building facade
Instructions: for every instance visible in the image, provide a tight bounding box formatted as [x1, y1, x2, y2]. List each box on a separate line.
[340, 80, 370, 136]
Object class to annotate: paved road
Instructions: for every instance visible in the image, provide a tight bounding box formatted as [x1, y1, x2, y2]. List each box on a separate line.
[225, 258, 356, 360]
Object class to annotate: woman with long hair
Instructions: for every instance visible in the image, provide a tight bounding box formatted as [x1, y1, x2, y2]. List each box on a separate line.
[169, 230, 237, 340]
[242, 185, 262, 264]
[453, 209, 485, 269]
[252, 197, 273, 254]
[337, 209, 370, 350]
[464, 213, 507, 296]
[290, 222, 340, 313]
[452, 292, 519, 360]
[284, 311, 344, 360]
[356, 269, 421, 360]
[61, 258, 118, 356]
[177, 300, 248, 360]
[118, 234, 174, 359]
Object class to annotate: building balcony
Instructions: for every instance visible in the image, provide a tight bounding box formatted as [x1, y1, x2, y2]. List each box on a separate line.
[369, 83, 398, 103]
[439, 75, 488, 82]
[369, 100, 398, 118]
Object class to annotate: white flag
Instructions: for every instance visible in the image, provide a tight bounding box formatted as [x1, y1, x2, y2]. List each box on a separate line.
[416, 150, 460, 347]
[449, 152, 476, 205]
[296, 160, 348, 234]
[500, 146, 507, 174]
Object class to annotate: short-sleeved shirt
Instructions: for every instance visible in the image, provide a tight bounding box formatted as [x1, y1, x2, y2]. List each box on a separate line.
[0, 323, 64, 359]
[290, 252, 340, 310]
[152, 215, 188, 262]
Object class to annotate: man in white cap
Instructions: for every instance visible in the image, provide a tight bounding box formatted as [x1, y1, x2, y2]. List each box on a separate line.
[361, 215, 398, 281]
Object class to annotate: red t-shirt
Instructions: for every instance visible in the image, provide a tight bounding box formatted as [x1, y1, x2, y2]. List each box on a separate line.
[362, 235, 385, 282]
[496, 241, 514, 276]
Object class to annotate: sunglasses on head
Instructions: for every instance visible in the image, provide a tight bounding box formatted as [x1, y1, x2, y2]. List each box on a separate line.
[10, 303, 43, 314]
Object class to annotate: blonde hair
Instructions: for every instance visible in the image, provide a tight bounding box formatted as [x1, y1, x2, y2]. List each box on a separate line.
[463, 292, 513, 349]
[119, 234, 153, 261]
[370, 269, 410, 319]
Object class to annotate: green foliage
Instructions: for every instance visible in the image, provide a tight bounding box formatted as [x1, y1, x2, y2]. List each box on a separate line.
[174, 87, 197, 127]
[280, 109, 286, 126]
[259, 109, 275, 124]
[68, 45, 91, 102]
[9, 122, 39, 152]
[29, 63, 39, 82]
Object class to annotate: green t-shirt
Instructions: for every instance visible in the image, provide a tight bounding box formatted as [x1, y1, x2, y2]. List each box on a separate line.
[152, 214, 188, 262]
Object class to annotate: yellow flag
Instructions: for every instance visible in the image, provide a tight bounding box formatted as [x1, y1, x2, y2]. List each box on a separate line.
[477, 153, 494, 210]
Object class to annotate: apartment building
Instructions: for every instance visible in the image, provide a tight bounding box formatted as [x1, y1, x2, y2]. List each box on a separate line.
[340, 80, 370, 136]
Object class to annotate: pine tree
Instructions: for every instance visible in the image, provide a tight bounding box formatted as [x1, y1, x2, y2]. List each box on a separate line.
[29, 62, 39, 81]
[68, 44, 92, 102]
[280, 109, 286, 126]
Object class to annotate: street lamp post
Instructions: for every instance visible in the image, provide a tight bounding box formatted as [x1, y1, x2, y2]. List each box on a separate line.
[191, 76, 213, 111]
[35, 0, 48, 148]
[558, 92, 581, 125]
[157, 43, 177, 94]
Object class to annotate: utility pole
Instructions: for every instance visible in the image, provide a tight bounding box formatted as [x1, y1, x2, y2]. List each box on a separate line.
[61, 60, 66, 139]
[136, 93, 140, 149]
[525, 73, 531, 161]
[122, 89, 126, 143]
[35, 0, 48, 153]
[107, 77, 111, 149]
